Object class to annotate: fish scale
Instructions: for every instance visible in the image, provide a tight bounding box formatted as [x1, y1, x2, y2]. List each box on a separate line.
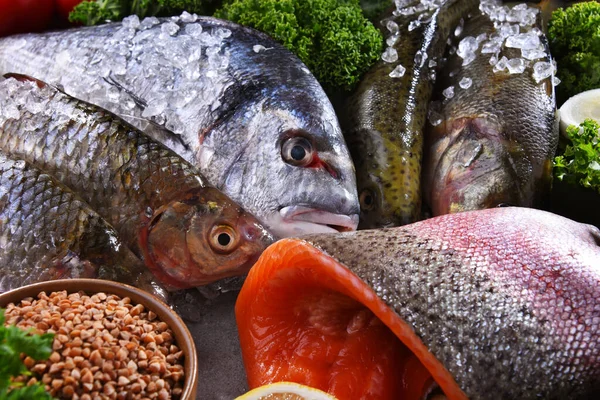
[0, 151, 166, 299]
[0, 77, 273, 289]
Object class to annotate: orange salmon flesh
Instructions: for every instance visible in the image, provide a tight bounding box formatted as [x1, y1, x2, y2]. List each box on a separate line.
[236, 239, 468, 400]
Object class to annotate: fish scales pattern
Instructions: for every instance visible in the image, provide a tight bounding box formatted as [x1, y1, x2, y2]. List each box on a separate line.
[0, 80, 206, 245]
[303, 208, 600, 399]
[0, 152, 158, 295]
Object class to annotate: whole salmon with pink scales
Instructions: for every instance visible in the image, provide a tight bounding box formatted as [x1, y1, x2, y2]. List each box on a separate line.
[236, 207, 600, 399]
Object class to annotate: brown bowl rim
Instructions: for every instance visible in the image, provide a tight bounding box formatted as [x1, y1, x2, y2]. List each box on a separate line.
[0, 278, 198, 400]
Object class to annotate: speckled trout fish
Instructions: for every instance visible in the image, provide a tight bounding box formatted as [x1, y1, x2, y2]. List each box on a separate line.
[423, 3, 559, 215]
[0, 14, 359, 238]
[0, 77, 272, 290]
[0, 151, 168, 301]
[236, 207, 600, 399]
[343, 0, 478, 228]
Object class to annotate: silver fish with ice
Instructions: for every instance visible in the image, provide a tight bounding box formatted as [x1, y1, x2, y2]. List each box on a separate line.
[0, 13, 359, 238]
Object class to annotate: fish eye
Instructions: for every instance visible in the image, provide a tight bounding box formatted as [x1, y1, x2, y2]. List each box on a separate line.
[359, 189, 376, 211]
[209, 224, 240, 254]
[281, 136, 314, 167]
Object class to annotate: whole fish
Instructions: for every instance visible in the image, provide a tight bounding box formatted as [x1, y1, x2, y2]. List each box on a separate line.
[236, 207, 600, 399]
[423, 5, 559, 216]
[343, 0, 478, 228]
[0, 14, 359, 238]
[0, 151, 168, 301]
[0, 77, 272, 290]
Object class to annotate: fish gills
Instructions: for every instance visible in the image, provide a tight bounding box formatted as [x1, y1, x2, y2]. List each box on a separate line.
[237, 207, 600, 399]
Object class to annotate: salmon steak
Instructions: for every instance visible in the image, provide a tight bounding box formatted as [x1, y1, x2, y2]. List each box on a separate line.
[236, 207, 600, 399]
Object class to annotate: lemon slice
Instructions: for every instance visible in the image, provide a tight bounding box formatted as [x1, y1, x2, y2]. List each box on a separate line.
[236, 382, 338, 400]
[559, 88, 600, 134]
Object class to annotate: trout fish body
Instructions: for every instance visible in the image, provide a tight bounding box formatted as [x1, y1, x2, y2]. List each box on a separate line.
[0, 151, 167, 301]
[0, 77, 272, 289]
[423, 5, 559, 215]
[237, 207, 600, 399]
[344, 0, 478, 228]
[0, 15, 359, 238]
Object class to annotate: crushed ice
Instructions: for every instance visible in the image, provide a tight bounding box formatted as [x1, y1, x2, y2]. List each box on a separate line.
[382, 47, 399, 63]
[389, 64, 406, 78]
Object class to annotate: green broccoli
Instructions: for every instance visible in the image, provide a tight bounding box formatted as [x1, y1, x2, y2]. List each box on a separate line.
[548, 1, 600, 104]
[214, 0, 384, 93]
[69, 0, 210, 25]
[554, 119, 600, 193]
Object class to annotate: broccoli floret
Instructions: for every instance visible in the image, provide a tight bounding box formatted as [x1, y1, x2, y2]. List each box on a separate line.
[70, 0, 209, 25]
[548, 1, 600, 104]
[554, 119, 600, 193]
[215, 0, 384, 93]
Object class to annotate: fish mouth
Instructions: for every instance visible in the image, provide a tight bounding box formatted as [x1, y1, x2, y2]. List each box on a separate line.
[278, 206, 359, 235]
[236, 239, 462, 399]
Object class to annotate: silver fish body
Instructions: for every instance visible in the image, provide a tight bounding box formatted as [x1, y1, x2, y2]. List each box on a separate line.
[0, 15, 359, 238]
[0, 151, 167, 301]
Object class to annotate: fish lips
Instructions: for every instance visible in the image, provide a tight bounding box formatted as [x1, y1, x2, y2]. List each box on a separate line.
[277, 205, 359, 236]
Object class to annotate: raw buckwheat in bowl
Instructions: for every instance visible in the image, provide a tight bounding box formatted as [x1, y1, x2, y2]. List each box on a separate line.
[0, 279, 198, 400]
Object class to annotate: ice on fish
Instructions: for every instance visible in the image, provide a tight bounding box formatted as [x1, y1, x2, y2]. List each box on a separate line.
[442, 86, 455, 99]
[459, 77, 472, 89]
[389, 64, 406, 78]
[505, 32, 540, 50]
[457, 36, 479, 66]
[409, 20, 421, 31]
[532, 61, 554, 83]
[382, 47, 399, 63]
[387, 34, 400, 47]
[180, 11, 198, 23]
[414, 50, 428, 68]
[521, 48, 546, 61]
[506, 58, 527, 74]
[455, 18, 464, 38]
[493, 56, 509, 73]
[386, 20, 400, 35]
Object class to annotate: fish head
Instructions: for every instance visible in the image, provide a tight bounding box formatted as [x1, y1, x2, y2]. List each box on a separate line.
[425, 117, 525, 215]
[345, 127, 415, 229]
[218, 87, 360, 238]
[141, 187, 274, 289]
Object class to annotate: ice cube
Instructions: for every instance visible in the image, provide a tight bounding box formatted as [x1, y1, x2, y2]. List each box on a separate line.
[532, 61, 553, 83]
[382, 47, 398, 63]
[493, 56, 509, 73]
[506, 58, 527, 74]
[140, 17, 160, 30]
[386, 20, 400, 35]
[442, 86, 455, 99]
[457, 36, 478, 57]
[389, 64, 406, 78]
[161, 22, 180, 36]
[459, 77, 473, 89]
[387, 33, 400, 47]
[253, 45, 267, 53]
[184, 24, 203, 38]
[482, 40, 502, 54]
[455, 18, 464, 37]
[180, 11, 198, 23]
[408, 20, 421, 31]
[429, 59, 437, 68]
[553, 76, 561, 87]
[505, 32, 540, 50]
[521, 48, 546, 60]
[122, 15, 140, 29]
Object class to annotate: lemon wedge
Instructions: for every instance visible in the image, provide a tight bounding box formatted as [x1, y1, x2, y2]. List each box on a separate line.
[235, 382, 338, 400]
[559, 88, 600, 134]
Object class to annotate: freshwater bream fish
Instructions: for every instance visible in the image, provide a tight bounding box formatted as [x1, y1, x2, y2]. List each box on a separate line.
[423, 3, 559, 215]
[343, 0, 478, 228]
[0, 14, 359, 238]
[0, 151, 168, 301]
[0, 77, 272, 289]
[237, 207, 600, 399]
